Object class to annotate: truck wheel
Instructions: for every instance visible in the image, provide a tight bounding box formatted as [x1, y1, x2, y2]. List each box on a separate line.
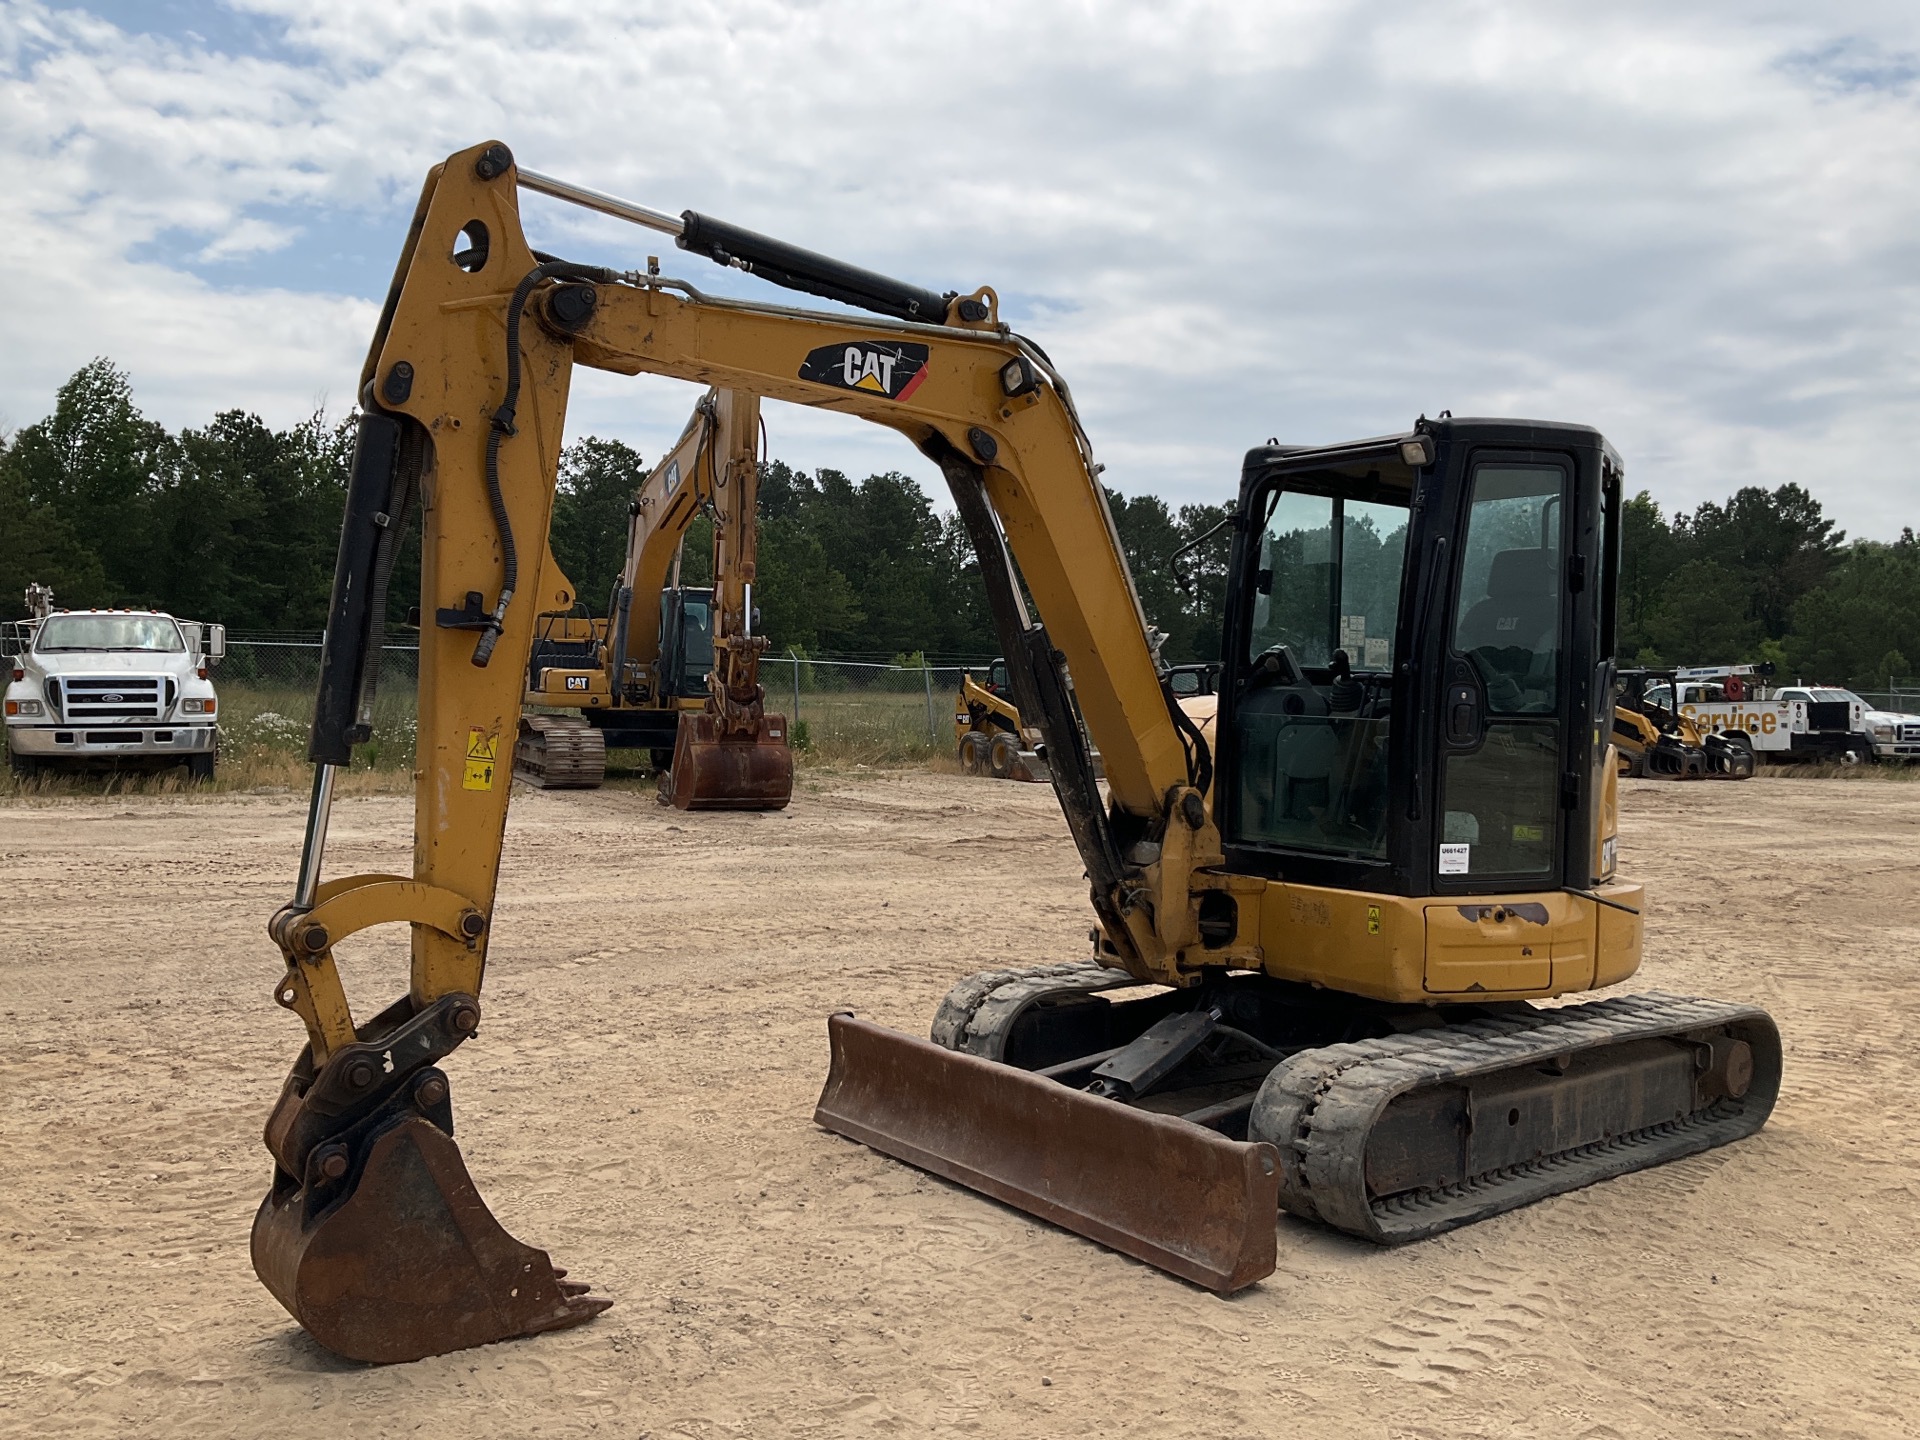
[188, 751, 217, 782]
[7, 750, 38, 780]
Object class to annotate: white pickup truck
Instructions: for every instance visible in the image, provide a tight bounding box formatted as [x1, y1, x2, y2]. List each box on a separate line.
[3, 587, 225, 779]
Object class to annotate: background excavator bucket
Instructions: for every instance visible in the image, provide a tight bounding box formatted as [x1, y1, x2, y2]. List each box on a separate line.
[665, 710, 793, 811]
[814, 1013, 1281, 1292]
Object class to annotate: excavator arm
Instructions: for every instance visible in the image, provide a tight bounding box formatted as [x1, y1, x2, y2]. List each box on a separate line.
[254, 140, 1249, 1363]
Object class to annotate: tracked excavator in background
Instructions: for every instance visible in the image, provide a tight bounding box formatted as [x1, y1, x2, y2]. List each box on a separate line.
[514, 385, 792, 808]
[254, 141, 1782, 1364]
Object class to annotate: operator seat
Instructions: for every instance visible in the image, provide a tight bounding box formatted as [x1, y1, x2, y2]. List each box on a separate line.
[1457, 549, 1558, 711]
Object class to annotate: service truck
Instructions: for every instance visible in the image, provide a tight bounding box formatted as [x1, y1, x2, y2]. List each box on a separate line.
[3, 585, 225, 778]
[1662, 664, 1872, 764]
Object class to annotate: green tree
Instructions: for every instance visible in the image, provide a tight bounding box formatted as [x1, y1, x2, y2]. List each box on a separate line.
[0, 455, 107, 612]
[756, 518, 861, 651]
[551, 438, 647, 614]
[1649, 558, 1763, 665]
[2, 359, 176, 607]
[1617, 490, 1677, 661]
[161, 409, 353, 630]
[1784, 534, 1920, 686]
[1678, 483, 1842, 641]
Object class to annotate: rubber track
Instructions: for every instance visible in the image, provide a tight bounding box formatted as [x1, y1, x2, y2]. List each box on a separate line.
[514, 716, 607, 789]
[930, 959, 1137, 1061]
[1248, 991, 1781, 1244]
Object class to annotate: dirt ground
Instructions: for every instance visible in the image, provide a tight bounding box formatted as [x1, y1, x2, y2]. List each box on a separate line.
[2, 769, 1916, 1438]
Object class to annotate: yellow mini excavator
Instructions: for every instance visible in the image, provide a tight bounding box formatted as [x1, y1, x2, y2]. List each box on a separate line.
[514, 385, 792, 808]
[254, 142, 1780, 1363]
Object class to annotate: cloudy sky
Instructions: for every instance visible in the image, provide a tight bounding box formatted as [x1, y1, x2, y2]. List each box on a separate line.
[3, 0, 1917, 537]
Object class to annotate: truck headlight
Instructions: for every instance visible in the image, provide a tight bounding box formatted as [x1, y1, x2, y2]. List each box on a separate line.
[1871, 722, 1894, 739]
[182, 697, 216, 715]
[6, 699, 43, 716]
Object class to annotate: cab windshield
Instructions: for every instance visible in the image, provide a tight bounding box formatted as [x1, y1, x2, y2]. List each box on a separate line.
[1232, 485, 1410, 861]
[36, 614, 184, 653]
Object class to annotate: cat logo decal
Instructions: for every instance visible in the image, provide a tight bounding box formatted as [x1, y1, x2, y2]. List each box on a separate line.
[798, 341, 930, 401]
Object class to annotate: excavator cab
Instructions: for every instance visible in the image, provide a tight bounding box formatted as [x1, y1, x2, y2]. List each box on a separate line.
[1218, 423, 1618, 896]
[655, 587, 716, 699]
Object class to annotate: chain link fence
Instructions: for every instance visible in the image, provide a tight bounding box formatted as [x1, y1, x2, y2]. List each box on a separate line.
[216, 639, 983, 765]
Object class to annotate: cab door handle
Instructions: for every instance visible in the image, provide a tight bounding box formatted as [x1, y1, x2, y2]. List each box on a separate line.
[1446, 681, 1481, 744]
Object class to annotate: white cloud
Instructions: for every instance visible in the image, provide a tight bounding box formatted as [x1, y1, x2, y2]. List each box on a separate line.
[1, 0, 1917, 537]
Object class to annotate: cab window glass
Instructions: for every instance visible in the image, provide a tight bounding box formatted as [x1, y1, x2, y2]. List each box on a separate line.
[679, 599, 713, 691]
[1442, 464, 1566, 879]
[1451, 467, 1564, 715]
[1232, 487, 1409, 861]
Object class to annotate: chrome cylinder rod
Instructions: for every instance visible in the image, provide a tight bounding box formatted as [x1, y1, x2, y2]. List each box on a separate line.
[517, 168, 684, 238]
[292, 763, 337, 911]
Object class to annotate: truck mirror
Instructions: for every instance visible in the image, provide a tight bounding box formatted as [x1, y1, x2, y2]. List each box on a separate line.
[208, 624, 226, 663]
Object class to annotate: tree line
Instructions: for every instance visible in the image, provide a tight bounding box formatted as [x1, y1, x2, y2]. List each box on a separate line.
[0, 360, 1232, 663]
[3, 360, 1914, 687]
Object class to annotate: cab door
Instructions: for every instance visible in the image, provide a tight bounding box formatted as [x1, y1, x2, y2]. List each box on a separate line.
[1426, 441, 1607, 893]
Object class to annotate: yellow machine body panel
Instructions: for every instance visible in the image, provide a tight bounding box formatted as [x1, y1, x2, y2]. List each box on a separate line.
[1250, 881, 1643, 1003]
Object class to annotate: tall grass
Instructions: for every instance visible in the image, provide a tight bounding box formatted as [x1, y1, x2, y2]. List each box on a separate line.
[0, 680, 954, 801]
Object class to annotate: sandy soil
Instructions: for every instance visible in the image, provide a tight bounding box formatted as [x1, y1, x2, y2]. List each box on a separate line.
[2, 769, 1917, 1438]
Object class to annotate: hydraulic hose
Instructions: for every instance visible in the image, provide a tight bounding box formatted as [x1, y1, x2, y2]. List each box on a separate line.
[473, 258, 620, 666]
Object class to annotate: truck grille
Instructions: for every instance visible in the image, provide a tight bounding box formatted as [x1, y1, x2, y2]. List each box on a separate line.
[55, 675, 170, 721]
[1902, 723, 1920, 745]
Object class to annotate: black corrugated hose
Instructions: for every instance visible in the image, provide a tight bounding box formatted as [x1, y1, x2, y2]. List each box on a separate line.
[472, 257, 619, 666]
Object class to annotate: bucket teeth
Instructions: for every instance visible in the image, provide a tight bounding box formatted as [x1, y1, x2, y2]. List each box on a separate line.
[251, 1110, 609, 1364]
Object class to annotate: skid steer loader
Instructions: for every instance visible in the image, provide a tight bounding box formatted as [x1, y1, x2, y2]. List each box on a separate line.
[954, 658, 1049, 781]
[253, 142, 1779, 1363]
[1612, 668, 1756, 780]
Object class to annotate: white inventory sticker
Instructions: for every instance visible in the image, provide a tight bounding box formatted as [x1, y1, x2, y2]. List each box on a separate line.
[1438, 843, 1471, 875]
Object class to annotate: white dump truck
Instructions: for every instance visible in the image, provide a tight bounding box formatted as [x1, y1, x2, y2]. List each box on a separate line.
[3, 585, 225, 778]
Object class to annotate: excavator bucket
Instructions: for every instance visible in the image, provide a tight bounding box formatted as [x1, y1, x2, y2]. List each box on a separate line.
[665, 710, 793, 811]
[814, 1013, 1281, 1292]
[250, 1023, 608, 1364]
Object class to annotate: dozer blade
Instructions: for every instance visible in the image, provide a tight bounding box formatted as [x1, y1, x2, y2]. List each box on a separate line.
[252, 1115, 609, 1364]
[665, 710, 793, 811]
[814, 1013, 1280, 1292]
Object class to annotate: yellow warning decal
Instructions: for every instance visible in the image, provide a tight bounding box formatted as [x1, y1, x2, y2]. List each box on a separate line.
[1366, 905, 1382, 936]
[463, 727, 498, 791]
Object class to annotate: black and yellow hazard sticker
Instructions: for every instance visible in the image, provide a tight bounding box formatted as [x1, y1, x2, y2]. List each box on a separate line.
[463, 728, 498, 791]
[798, 341, 930, 401]
[1366, 905, 1382, 935]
